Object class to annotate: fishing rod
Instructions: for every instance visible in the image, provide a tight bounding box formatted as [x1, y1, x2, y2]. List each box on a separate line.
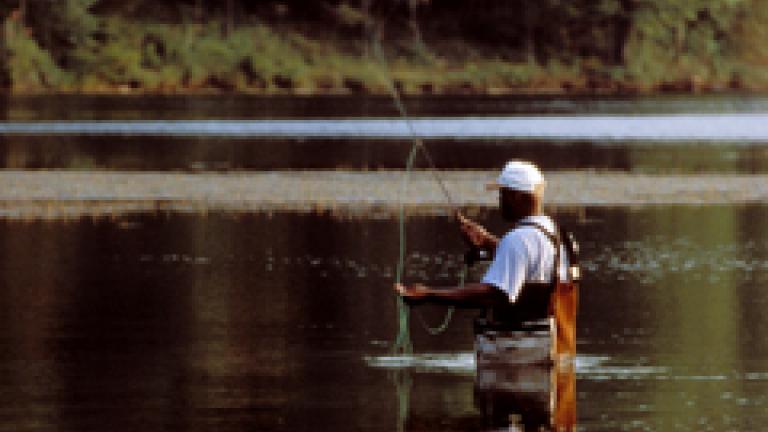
[368, 34, 456, 210]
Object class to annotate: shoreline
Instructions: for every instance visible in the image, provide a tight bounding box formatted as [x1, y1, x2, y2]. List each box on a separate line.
[1, 170, 767, 219]
[2, 85, 762, 98]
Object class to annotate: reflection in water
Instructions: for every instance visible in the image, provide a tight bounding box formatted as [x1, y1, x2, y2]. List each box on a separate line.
[11, 94, 768, 122]
[475, 364, 575, 431]
[393, 371, 412, 432]
[2, 133, 768, 172]
[378, 356, 576, 431]
[6, 114, 768, 140]
[1, 206, 768, 430]
[4, 94, 768, 172]
[12, 94, 768, 122]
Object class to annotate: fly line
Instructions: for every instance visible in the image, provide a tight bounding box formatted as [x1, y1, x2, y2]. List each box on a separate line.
[366, 19, 461, 355]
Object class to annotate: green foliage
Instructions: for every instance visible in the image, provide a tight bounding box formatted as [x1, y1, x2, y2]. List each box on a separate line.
[4, 0, 768, 93]
[3, 16, 72, 89]
[241, 26, 309, 88]
[623, 0, 752, 85]
[26, 0, 101, 70]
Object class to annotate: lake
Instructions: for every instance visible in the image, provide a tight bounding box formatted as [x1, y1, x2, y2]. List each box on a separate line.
[1, 94, 768, 431]
[1, 207, 767, 431]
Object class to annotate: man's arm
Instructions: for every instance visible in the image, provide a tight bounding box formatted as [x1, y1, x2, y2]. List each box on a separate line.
[457, 213, 499, 252]
[394, 282, 506, 308]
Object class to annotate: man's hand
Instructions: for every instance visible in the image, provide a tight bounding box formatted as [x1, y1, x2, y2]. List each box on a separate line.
[457, 212, 493, 249]
[394, 283, 429, 304]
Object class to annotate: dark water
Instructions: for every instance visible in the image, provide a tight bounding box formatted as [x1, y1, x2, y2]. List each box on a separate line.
[2, 206, 768, 431]
[5, 134, 768, 173]
[3, 95, 768, 172]
[1, 95, 491, 121]
[6, 94, 768, 120]
[3, 94, 768, 430]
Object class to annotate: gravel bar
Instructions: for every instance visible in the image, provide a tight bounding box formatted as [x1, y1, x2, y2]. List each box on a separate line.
[1, 170, 767, 219]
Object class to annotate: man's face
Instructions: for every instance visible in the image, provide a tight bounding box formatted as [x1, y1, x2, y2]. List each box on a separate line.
[499, 188, 530, 222]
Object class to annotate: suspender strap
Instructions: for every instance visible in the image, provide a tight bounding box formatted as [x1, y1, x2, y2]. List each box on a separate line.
[517, 220, 579, 358]
[515, 221, 562, 286]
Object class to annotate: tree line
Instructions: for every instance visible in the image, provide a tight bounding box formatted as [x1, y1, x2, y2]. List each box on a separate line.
[1, 0, 767, 94]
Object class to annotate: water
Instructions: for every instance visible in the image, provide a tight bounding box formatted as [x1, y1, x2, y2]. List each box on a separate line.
[2, 94, 768, 430]
[1, 206, 768, 431]
[5, 94, 768, 121]
[4, 115, 768, 141]
[3, 95, 768, 172]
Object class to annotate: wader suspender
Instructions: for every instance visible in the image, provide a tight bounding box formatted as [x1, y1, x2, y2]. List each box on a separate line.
[516, 221, 561, 290]
[518, 221, 578, 358]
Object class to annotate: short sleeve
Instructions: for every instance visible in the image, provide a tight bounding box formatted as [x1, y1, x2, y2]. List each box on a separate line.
[481, 233, 528, 302]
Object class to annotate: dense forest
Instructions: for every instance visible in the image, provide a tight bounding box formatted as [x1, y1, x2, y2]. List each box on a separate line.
[1, 0, 768, 94]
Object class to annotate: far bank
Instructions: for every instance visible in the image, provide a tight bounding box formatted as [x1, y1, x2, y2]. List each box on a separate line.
[3, 1, 768, 97]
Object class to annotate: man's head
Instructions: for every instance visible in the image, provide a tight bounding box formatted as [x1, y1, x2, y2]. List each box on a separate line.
[487, 160, 545, 222]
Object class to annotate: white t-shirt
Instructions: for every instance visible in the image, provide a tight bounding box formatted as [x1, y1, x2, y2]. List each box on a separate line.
[481, 215, 569, 303]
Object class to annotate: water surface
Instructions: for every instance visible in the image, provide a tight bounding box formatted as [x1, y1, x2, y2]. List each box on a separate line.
[3, 94, 768, 430]
[5, 94, 768, 121]
[1, 205, 768, 430]
[3, 95, 768, 172]
[3, 115, 768, 141]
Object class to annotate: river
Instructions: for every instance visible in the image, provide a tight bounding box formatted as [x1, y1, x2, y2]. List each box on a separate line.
[1, 94, 768, 431]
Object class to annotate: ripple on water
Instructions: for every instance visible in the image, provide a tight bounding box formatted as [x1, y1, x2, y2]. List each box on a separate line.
[583, 236, 768, 285]
[264, 250, 471, 281]
[363, 352, 665, 380]
[364, 352, 476, 374]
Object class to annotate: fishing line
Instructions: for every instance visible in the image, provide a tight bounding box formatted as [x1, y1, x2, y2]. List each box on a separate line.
[412, 265, 465, 335]
[366, 16, 461, 353]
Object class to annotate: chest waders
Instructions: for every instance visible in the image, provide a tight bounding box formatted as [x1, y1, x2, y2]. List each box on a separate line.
[474, 221, 580, 366]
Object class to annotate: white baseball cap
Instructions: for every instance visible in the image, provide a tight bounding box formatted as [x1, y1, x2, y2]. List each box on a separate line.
[486, 160, 545, 193]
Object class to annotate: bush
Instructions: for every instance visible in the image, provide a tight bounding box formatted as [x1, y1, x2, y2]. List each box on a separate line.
[4, 17, 72, 90]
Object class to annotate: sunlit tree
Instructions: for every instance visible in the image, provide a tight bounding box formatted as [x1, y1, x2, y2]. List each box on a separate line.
[25, 0, 100, 73]
[621, 1, 746, 81]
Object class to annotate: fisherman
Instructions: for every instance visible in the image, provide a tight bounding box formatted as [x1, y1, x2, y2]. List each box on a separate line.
[394, 160, 578, 363]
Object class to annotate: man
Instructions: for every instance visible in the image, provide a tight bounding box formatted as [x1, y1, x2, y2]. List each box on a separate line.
[394, 160, 577, 362]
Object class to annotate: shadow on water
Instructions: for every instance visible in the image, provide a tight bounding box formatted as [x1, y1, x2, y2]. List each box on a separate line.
[378, 361, 576, 431]
[1, 205, 768, 430]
